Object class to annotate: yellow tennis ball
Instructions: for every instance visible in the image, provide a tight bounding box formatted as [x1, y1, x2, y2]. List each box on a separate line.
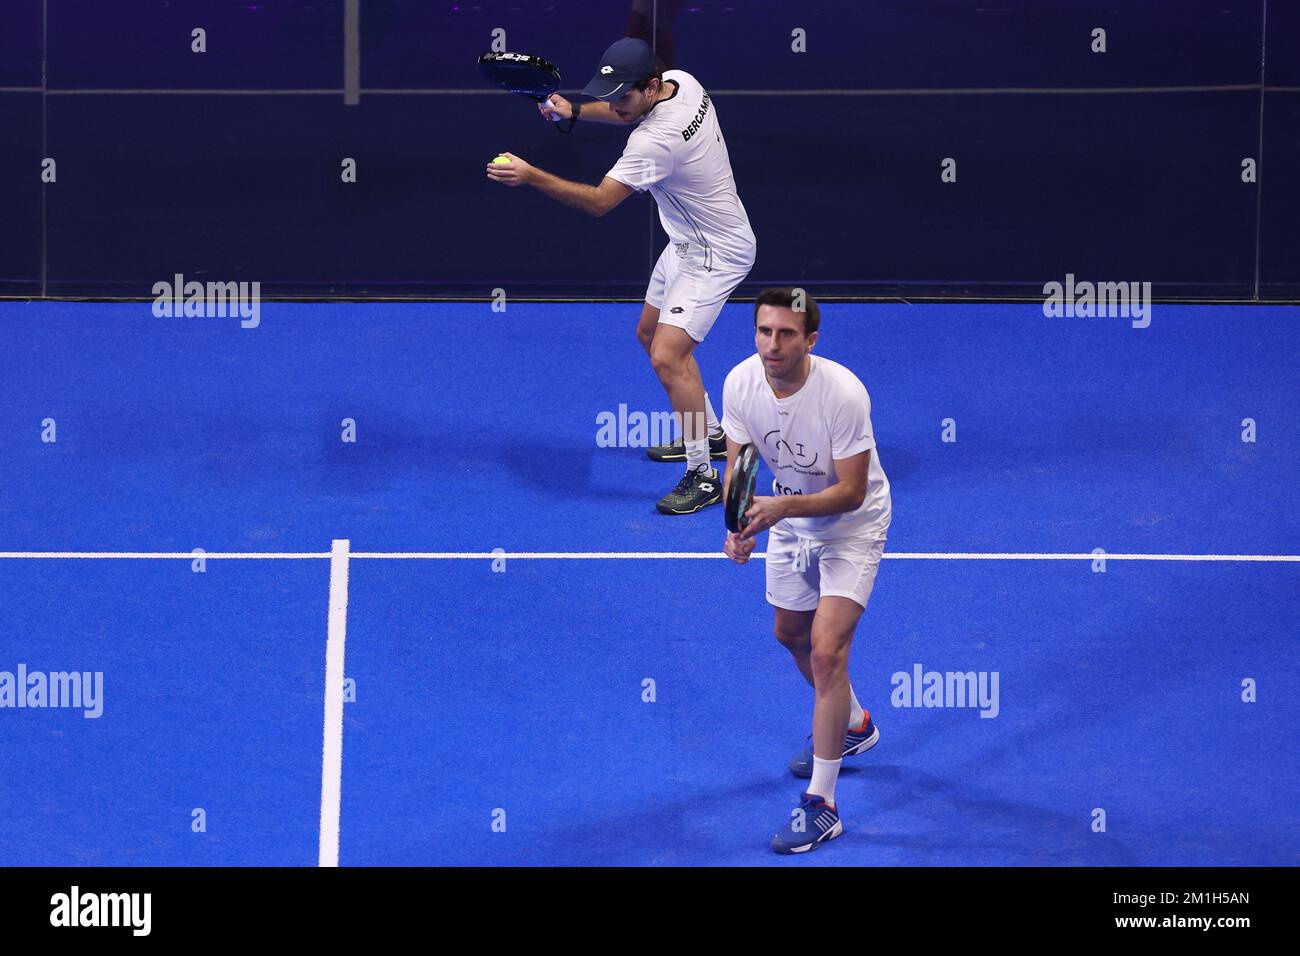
[491, 155, 512, 165]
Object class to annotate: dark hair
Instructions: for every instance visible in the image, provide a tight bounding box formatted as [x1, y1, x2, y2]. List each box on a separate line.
[634, 72, 664, 93]
[754, 287, 820, 336]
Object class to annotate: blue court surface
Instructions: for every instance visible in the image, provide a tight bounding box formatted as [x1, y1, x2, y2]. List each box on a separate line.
[1, 300, 1297, 866]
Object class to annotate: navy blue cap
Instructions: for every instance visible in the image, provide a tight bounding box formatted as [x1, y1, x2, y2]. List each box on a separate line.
[582, 38, 656, 100]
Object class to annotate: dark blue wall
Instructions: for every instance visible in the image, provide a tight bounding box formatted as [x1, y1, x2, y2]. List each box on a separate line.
[1, 1, 1295, 299]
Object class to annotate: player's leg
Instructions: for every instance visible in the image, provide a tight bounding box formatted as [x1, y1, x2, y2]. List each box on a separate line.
[639, 299, 722, 450]
[636, 300, 659, 356]
[773, 606, 815, 686]
[814, 536, 887, 758]
[776, 602, 875, 728]
[771, 594, 863, 854]
[641, 249, 715, 464]
[767, 530, 843, 853]
[771, 530, 878, 779]
[643, 346, 726, 463]
[648, 323, 707, 445]
[638, 244, 670, 357]
[675, 257, 751, 452]
[687, 353, 725, 445]
[648, 321, 722, 514]
[800, 535, 888, 808]
[649, 254, 743, 490]
[807, 595, 865, 799]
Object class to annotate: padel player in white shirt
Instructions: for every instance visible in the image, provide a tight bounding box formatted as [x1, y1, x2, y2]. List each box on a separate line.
[721, 288, 892, 854]
[486, 37, 756, 516]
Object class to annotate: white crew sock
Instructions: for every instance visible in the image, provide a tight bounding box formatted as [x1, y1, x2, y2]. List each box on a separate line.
[704, 392, 722, 436]
[684, 438, 710, 474]
[848, 686, 866, 731]
[808, 755, 842, 806]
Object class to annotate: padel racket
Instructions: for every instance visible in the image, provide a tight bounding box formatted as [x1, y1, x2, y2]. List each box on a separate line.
[725, 443, 761, 533]
[478, 51, 574, 132]
[478, 51, 562, 103]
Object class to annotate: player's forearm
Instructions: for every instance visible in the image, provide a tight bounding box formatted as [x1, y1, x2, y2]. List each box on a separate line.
[576, 100, 628, 125]
[527, 167, 606, 216]
[779, 482, 866, 519]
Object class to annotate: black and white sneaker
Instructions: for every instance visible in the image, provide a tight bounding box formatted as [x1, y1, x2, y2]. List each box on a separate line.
[646, 432, 727, 462]
[656, 466, 722, 515]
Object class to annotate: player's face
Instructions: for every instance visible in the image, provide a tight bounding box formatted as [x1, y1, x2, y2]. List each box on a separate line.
[608, 80, 658, 122]
[755, 305, 817, 379]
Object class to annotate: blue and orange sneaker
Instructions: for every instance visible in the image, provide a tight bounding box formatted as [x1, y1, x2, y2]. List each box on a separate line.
[788, 712, 880, 778]
[771, 792, 843, 854]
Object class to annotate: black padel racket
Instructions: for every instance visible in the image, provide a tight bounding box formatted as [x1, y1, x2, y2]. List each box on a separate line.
[725, 443, 761, 534]
[478, 51, 562, 103]
[478, 51, 574, 132]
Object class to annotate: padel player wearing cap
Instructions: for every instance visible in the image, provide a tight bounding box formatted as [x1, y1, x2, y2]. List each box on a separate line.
[485, 37, 756, 516]
[721, 288, 892, 854]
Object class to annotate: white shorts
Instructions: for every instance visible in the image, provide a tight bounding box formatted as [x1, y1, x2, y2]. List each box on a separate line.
[646, 241, 753, 343]
[765, 523, 886, 613]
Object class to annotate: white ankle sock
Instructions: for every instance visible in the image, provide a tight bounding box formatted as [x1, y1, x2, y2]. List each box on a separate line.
[684, 438, 710, 473]
[809, 756, 842, 806]
[848, 686, 866, 731]
[704, 393, 722, 435]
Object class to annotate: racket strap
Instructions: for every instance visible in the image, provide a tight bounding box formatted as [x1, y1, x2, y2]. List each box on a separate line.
[557, 102, 578, 134]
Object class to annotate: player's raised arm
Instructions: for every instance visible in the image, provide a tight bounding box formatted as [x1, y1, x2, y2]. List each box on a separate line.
[539, 94, 630, 125]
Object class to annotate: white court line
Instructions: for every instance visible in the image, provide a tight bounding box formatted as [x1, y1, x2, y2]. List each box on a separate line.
[318, 538, 350, 868]
[0, 550, 1296, 562]
[352, 552, 1300, 562]
[0, 552, 331, 559]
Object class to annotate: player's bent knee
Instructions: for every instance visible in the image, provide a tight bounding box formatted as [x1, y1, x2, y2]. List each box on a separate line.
[809, 644, 849, 681]
[636, 317, 657, 353]
[649, 347, 686, 379]
[773, 622, 811, 653]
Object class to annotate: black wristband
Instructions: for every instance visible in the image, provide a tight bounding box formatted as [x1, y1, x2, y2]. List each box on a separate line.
[571, 100, 582, 122]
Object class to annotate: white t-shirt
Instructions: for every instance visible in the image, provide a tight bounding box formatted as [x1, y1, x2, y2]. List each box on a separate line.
[722, 354, 892, 541]
[605, 70, 756, 270]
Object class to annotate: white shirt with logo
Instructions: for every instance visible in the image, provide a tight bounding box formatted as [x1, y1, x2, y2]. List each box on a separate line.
[722, 354, 891, 541]
[605, 70, 757, 270]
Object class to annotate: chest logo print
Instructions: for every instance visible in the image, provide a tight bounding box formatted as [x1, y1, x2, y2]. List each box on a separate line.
[763, 429, 819, 468]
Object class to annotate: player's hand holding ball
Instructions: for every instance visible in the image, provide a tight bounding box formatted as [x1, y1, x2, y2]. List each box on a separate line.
[485, 152, 533, 187]
[538, 94, 572, 122]
[724, 531, 756, 564]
